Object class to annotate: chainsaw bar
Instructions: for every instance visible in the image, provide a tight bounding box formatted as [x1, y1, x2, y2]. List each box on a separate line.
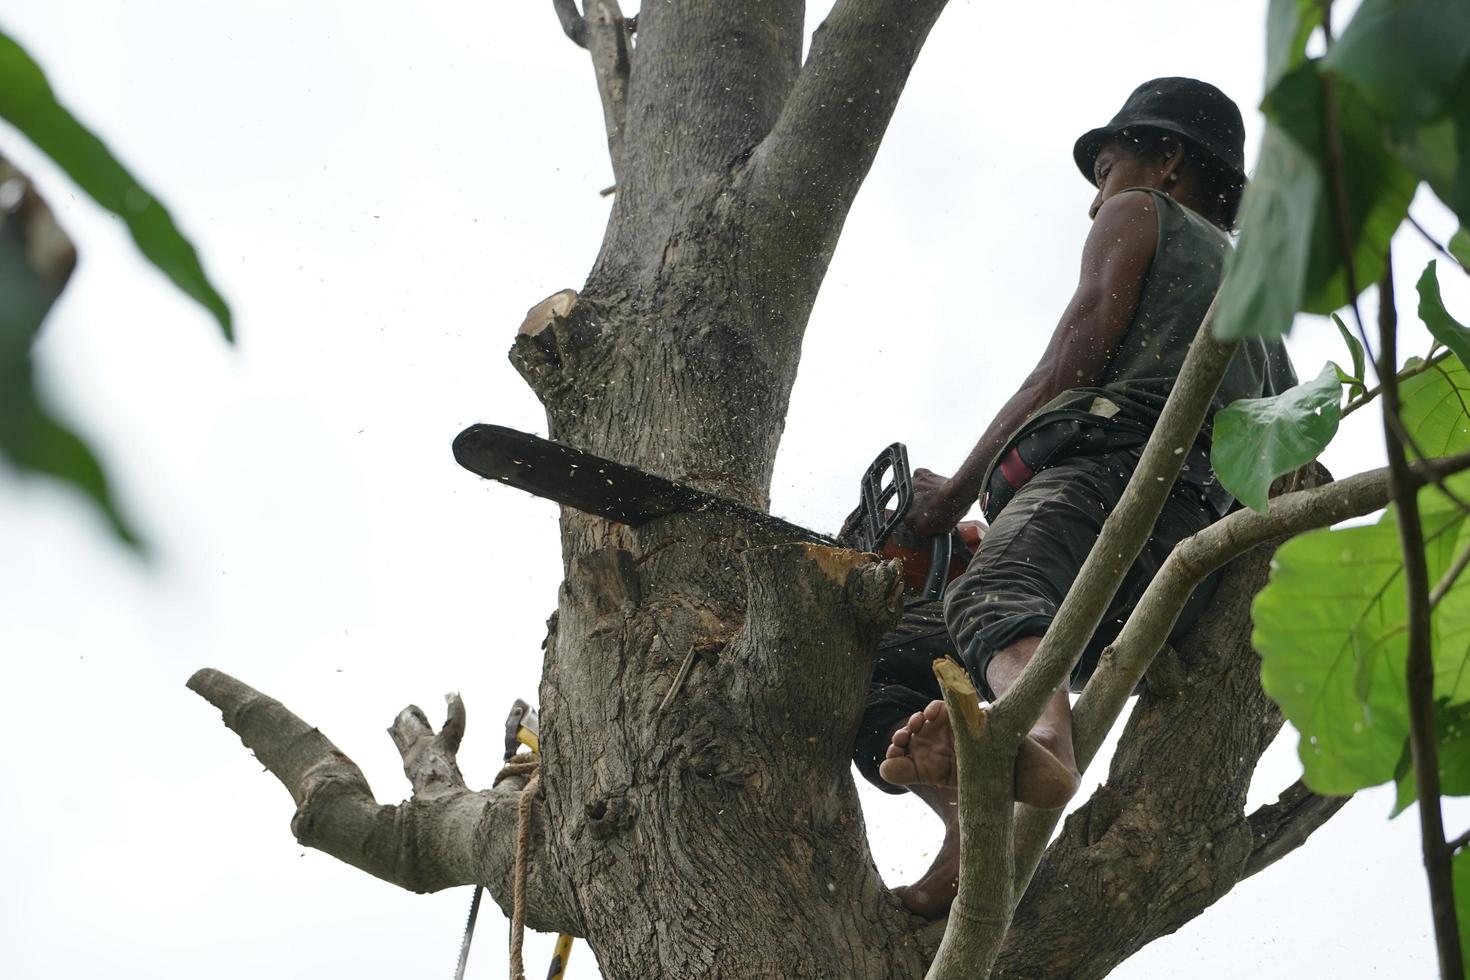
[453, 424, 835, 545]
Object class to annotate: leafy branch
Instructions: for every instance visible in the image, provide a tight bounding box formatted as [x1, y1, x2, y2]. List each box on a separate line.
[0, 28, 231, 548]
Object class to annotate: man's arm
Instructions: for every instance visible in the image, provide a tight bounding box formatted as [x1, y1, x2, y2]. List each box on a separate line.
[907, 189, 1161, 536]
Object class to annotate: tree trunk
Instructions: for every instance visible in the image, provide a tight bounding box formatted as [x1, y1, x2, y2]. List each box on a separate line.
[506, 4, 956, 972]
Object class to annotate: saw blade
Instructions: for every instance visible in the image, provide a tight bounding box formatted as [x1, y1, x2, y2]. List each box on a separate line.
[453, 885, 483, 980]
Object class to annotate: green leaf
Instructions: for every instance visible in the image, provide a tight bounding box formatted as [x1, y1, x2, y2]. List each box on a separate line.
[1324, 0, 1470, 123]
[0, 28, 230, 338]
[1333, 312, 1367, 385]
[1332, 361, 1366, 402]
[1211, 363, 1342, 512]
[1256, 475, 1470, 794]
[1452, 227, 1470, 268]
[1419, 261, 1470, 367]
[1257, 358, 1470, 795]
[1256, 519, 1416, 793]
[1391, 700, 1470, 817]
[1265, 0, 1324, 93]
[1400, 355, 1470, 459]
[0, 159, 139, 546]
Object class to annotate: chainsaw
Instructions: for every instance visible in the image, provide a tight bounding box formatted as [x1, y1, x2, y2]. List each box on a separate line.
[451, 423, 983, 598]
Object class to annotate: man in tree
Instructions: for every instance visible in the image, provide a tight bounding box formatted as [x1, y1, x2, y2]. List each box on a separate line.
[852, 77, 1299, 917]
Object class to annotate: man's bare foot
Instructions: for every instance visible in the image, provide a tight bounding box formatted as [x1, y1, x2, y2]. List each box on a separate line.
[878, 700, 956, 788]
[880, 700, 1080, 808]
[893, 785, 960, 918]
[1015, 729, 1080, 811]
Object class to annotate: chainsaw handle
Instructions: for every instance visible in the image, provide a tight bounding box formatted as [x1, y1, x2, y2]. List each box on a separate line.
[921, 532, 952, 602]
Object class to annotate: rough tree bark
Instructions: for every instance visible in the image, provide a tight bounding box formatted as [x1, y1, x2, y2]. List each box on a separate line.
[190, 4, 1364, 977]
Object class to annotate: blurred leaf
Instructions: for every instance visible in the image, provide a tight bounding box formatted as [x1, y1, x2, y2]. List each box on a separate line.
[1212, 363, 1342, 512]
[1214, 125, 1321, 340]
[1388, 70, 1470, 229]
[1326, 0, 1470, 228]
[1216, 64, 1417, 339]
[1265, 0, 1324, 92]
[0, 28, 230, 338]
[0, 157, 139, 546]
[1452, 227, 1470, 268]
[1391, 700, 1470, 816]
[1272, 66, 1420, 315]
[1419, 261, 1470, 367]
[1400, 355, 1470, 459]
[1325, 0, 1470, 122]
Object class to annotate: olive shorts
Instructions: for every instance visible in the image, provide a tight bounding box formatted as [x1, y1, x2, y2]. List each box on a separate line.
[852, 448, 1219, 794]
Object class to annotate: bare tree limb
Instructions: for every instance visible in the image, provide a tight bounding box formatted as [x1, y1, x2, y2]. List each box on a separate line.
[584, 0, 631, 180]
[749, 0, 950, 259]
[925, 659, 1016, 980]
[551, 0, 588, 47]
[186, 668, 581, 936]
[1242, 780, 1351, 880]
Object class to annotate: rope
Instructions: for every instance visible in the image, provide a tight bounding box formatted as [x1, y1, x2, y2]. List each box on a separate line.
[503, 754, 541, 980]
[494, 756, 541, 787]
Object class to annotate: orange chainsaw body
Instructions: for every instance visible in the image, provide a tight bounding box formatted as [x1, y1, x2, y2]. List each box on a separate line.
[878, 521, 985, 593]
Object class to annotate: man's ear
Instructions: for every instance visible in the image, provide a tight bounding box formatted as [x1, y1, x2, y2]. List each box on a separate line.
[1160, 139, 1187, 183]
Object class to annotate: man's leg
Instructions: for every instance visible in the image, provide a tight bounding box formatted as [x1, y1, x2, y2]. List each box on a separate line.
[877, 635, 1080, 810]
[874, 455, 1218, 917]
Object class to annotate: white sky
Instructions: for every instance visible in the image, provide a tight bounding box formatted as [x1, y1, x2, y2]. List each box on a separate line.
[2, 2, 1467, 978]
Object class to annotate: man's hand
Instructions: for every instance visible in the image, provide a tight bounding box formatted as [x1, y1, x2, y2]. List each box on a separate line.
[906, 468, 966, 538]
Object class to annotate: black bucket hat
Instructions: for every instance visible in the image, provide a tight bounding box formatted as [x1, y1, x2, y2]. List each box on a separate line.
[1073, 77, 1246, 184]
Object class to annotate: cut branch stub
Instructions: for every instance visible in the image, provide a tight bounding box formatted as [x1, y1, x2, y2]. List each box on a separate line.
[518, 288, 579, 338]
[388, 694, 468, 802]
[1243, 779, 1351, 880]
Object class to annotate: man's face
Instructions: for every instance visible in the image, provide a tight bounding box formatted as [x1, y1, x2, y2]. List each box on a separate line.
[1088, 139, 1171, 219]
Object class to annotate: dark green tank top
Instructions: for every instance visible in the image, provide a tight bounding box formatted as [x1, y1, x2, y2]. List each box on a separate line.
[988, 188, 1297, 506]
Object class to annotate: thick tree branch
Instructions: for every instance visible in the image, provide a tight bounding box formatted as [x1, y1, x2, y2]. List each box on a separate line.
[994, 531, 1293, 975]
[1242, 780, 1351, 879]
[186, 668, 580, 936]
[750, 0, 950, 262]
